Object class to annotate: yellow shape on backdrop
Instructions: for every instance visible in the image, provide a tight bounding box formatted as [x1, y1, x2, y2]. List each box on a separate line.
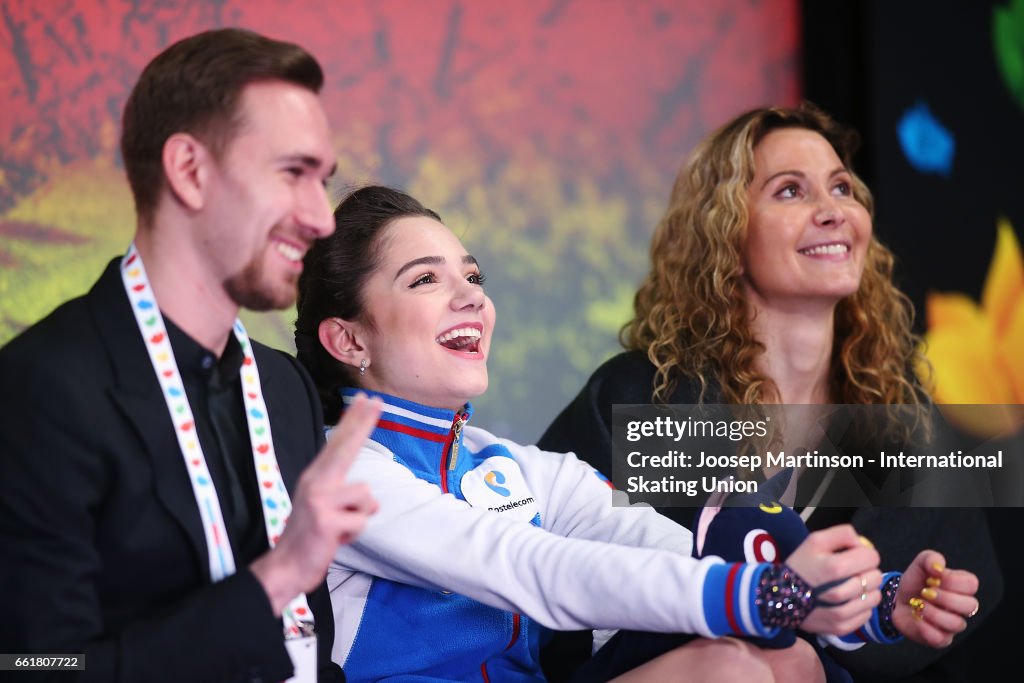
[922, 219, 1024, 436]
[982, 218, 1024, 335]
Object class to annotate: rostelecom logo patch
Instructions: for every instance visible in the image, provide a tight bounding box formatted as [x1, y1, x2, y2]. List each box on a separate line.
[484, 470, 511, 497]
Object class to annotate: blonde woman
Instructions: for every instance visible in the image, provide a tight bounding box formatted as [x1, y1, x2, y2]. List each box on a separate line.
[540, 104, 996, 681]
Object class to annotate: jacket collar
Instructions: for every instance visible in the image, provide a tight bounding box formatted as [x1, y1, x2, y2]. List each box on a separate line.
[339, 387, 473, 477]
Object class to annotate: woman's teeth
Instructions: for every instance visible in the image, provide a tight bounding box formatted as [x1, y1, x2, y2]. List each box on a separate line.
[436, 327, 482, 350]
[799, 243, 849, 256]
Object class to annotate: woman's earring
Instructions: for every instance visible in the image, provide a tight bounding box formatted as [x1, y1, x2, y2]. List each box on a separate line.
[359, 358, 368, 376]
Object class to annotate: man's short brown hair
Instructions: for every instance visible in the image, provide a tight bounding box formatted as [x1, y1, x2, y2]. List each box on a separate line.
[120, 28, 324, 222]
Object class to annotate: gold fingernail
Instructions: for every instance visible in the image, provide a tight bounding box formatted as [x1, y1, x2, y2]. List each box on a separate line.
[921, 587, 938, 601]
[931, 562, 945, 573]
[925, 577, 942, 588]
[908, 596, 926, 620]
[859, 535, 874, 548]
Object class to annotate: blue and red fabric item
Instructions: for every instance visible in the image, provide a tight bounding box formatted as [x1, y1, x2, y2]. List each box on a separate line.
[692, 469, 902, 683]
[692, 469, 808, 649]
[335, 390, 542, 681]
[328, 388, 779, 682]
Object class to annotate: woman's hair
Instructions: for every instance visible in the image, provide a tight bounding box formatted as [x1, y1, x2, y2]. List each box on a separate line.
[295, 185, 441, 423]
[622, 103, 929, 413]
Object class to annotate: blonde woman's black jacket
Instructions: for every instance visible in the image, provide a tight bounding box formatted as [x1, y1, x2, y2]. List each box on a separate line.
[539, 350, 1005, 683]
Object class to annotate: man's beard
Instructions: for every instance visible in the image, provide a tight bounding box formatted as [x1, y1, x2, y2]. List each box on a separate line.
[224, 256, 298, 311]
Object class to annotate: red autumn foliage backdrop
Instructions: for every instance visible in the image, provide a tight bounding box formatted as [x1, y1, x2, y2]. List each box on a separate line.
[0, 0, 799, 438]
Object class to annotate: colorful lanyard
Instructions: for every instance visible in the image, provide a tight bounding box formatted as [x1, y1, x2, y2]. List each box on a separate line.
[121, 244, 313, 638]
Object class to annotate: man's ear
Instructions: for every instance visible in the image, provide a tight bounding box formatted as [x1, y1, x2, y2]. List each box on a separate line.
[318, 317, 368, 370]
[162, 132, 209, 211]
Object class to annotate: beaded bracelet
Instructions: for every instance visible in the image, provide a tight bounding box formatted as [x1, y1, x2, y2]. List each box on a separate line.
[878, 573, 902, 640]
[756, 564, 816, 629]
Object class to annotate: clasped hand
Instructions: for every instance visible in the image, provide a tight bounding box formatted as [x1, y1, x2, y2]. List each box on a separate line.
[784, 527, 979, 648]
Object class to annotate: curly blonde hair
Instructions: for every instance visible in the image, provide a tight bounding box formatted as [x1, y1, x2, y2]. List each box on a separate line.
[623, 103, 929, 414]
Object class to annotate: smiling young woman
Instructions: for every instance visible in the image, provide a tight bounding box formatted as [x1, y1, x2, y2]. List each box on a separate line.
[290, 185, 901, 683]
[313, 213, 494, 412]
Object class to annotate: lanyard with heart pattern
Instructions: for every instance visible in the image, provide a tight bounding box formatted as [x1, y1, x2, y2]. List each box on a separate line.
[120, 244, 314, 639]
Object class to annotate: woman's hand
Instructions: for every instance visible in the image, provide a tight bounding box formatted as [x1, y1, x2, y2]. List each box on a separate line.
[893, 550, 979, 648]
[784, 524, 881, 635]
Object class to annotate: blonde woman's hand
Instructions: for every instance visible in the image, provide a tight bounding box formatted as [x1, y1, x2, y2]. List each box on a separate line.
[893, 550, 979, 648]
[785, 524, 882, 635]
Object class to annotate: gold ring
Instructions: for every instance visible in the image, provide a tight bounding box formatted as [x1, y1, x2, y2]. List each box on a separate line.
[908, 596, 926, 621]
[968, 603, 979, 619]
[859, 575, 868, 602]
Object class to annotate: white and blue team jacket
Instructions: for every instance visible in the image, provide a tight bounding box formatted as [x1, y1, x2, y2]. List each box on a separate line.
[328, 389, 780, 682]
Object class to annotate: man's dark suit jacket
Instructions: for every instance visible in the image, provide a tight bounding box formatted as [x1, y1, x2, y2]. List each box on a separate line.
[0, 259, 341, 682]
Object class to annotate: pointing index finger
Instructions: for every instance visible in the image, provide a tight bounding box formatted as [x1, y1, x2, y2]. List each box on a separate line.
[320, 394, 383, 479]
